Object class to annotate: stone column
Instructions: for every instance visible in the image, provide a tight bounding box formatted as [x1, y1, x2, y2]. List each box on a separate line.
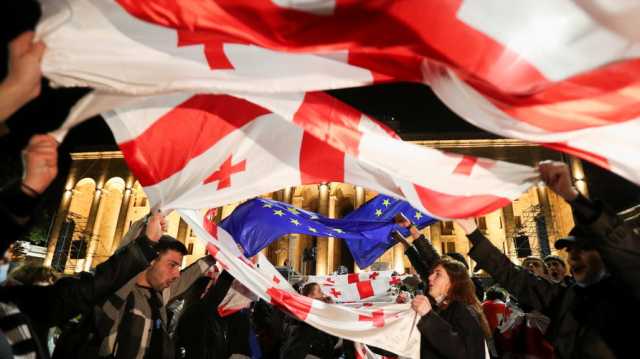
[81, 189, 104, 271]
[44, 189, 74, 266]
[501, 203, 516, 260]
[353, 186, 365, 272]
[316, 183, 330, 275]
[110, 184, 133, 253]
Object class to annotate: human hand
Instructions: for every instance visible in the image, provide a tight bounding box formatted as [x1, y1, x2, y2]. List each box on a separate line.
[21, 134, 58, 196]
[454, 218, 477, 235]
[2, 32, 46, 114]
[538, 161, 579, 201]
[145, 211, 166, 242]
[394, 213, 412, 228]
[411, 295, 432, 316]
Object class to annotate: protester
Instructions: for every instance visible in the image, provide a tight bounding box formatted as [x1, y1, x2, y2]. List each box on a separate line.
[411, 257, 491, 359]
[521, 256, 549, 279]
[544, 254, 573, 286]
[392, 215, 492, 358]
[79, 230, 214, 359]
[175, 271, 229, 359]
[279, 282, 338, 359]
[456, 160, 640, 358]
[0, 212, 164, 359]
[0, 31, 45, 122]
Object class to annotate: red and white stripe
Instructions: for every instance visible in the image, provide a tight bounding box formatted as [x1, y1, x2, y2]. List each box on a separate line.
[427, 66, 640, 185]
[103, 91, 535, 219]
[41, 0, 640, 185]
[178, 209, 421, 357]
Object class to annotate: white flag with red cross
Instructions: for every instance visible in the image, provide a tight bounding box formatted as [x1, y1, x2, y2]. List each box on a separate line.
[40, 0, 640, 185]
[307, 271, 405, 303]
[102, 91, 535, 219]
[177, 209, 422, 358]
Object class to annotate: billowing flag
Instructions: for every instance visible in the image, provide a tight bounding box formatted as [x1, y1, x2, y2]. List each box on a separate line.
[345, 195, 436, 236]
[306, 271, 405, 303]
[39, 0, 640, 185]
[102, 91, 535, 219]
[178, 209, 421, 357]
[220, 198, 400, 268]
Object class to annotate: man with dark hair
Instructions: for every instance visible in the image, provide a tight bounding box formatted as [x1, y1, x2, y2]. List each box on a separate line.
[457, 161, 640, 358]
[95, 232, 214, 359]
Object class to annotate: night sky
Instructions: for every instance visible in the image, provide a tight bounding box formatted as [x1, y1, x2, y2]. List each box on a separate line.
[1, 0, 638, 226]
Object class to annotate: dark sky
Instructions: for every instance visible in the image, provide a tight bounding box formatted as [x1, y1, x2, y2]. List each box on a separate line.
[1, 0, 638, 214]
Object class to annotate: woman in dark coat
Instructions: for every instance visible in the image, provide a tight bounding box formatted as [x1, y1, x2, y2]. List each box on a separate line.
[411, 257, 491, 359]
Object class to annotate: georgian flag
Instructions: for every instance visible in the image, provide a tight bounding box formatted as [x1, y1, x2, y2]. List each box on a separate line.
[306, 271, 405, 303]
[39, 0, 640, 185]
[178, 209, 422, 358]
[103, 91, 535, 219]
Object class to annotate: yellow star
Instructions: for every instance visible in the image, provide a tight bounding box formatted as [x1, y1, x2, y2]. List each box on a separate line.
[414, 212, 423, 220]
[290, 219, 301, 226]
[308, 227, 318, 233]
[382, 199, 391, 207]
[375, 209, 383, 217]
[287, 207, 301, 215]
[332, 228, 344, 234]
[262, 203, 273, 208]
[273, 210, 285, 216]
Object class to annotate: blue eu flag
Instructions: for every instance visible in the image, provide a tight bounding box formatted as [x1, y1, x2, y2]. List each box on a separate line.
[219, 195, 436, 268]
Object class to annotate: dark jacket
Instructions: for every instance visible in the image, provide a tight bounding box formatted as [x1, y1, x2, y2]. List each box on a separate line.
[404, 237, 487, 359]
[175, 271, 236, 359]
[280, 314, 338, 359]
[418, 300, 487, 359]
[0, 234, 158, 359]
[467, 195, 640, 359]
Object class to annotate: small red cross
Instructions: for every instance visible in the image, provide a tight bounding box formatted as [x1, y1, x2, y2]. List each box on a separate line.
[204, 155, 246, 189]
[369, 272, 379, 280]
[329, 288, 342, 298]
[389, 276, 401, 286]
[451, 155, 494, 176]
[358, 309, 386, 328]
[273, 275, 281, 284]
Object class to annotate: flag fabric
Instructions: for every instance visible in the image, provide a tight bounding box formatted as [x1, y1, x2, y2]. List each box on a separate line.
[39, 0, 640, 185]
[345, 194, 437, 236]
[102, 91, 535, 219]
[306, 271, 405, 303]
[219, 198, 399, 268]
[176, 208, 421, 357]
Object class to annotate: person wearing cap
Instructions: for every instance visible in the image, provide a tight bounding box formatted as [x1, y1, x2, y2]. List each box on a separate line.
[521, 256, 549, 279]
[454, 160, 640, 359]
[543, 255, 572, 286]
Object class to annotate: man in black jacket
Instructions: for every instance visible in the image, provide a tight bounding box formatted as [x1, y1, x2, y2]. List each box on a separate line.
[457, 160, 640, 359]
[0, 212, 166, 359]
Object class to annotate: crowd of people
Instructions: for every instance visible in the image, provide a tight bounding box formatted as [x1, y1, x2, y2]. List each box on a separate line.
[1, 30, 640, 359]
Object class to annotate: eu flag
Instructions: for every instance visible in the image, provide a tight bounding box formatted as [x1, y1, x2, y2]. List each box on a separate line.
[219, 198, 400, 268]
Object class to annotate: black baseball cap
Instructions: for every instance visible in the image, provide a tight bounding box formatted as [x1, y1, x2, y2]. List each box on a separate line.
[554, 226, 601, 250]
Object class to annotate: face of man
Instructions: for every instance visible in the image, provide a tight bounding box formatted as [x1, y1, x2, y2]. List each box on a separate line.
[145, 249, 183, 291]
[566, 246, 604, 286]
[546, 259, 567, 283]
[428, 265, 451, 301]
[523, 259, 547, 278]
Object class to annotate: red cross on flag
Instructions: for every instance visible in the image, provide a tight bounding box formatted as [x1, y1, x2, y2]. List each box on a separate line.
[103, 90, 535, 218]
[178, 209, 421, 357]
[42, 0, 640, 185]
[308, 271, 406, 303]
